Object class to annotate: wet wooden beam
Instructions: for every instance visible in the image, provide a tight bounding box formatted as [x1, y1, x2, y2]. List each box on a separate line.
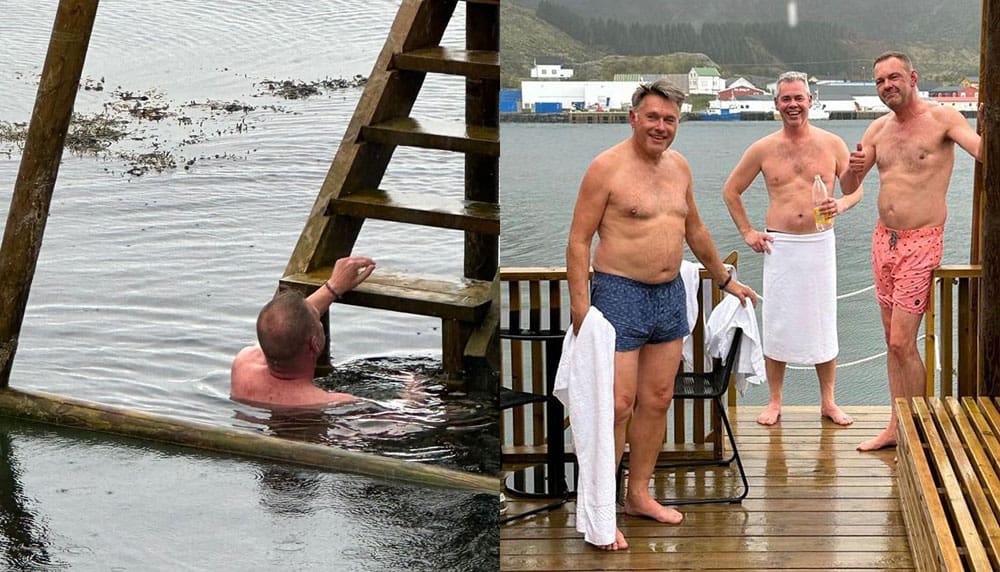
[0, 387, 500, 494]
[0, 0, 99, 386]
[982, 0, 1000, 395]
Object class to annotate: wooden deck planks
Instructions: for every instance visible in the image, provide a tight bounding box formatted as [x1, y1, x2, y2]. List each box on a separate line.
[501, 406, 913, 571]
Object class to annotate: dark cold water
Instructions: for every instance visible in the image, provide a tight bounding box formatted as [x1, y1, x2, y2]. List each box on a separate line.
[0, 1, 498, 569]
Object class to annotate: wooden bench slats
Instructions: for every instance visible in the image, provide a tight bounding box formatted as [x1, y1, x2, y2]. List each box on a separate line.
[954, 398, 1000, 529]
[934, 398, 1000, 569]
[913, 398, 993, 571]
[898, 399, 963, 572]
[899, 397, 1000, 571]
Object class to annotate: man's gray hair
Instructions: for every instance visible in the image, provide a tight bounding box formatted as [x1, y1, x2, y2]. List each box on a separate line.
[631, 79, 686, 109]
[776, 71, 809, 88]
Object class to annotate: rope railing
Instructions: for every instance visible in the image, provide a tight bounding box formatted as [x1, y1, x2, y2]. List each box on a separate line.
[754, 282, 874, 303]
[784, 334, 927, 371]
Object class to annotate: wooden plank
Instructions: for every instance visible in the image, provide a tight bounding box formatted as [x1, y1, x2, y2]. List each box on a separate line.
[507, 282, 529, 446]
[460, 273, 498, 380]
[325, 188, 499, 234]
[503, 524, 909, 540]
[941, 283, 954, 396]
[505, 508, 906, 529]
[500, 551, 913, 571]
[280, 268, 491, 321]
[501, 535, 910, 555]
[965, 397, 1000, 496]
[361, 117, 499, 156]
[957, 278, 976, 396]
[462, 0, 498, 282]
[913, 397, 991, 570]
[392, 47, 498, 79]
[500, 267, 569, 281]
[0, 388, 499, 493]
[926, 276, 938, 395]
[933, 398, 1000, 569]
[896, 398, 964, 572]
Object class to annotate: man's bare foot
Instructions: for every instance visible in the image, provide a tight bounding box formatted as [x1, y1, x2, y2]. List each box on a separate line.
[756, 403, 781, 426]
[821, 405, 854, 426]
[596, 528, 629, 551]
[623, 493, 684, 524]
[857, 429, 896, 451]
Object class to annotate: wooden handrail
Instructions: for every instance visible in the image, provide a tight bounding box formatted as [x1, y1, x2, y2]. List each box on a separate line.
[925, 264, 981, 397]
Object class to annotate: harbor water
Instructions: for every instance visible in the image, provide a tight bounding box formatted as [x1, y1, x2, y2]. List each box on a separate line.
[0, 1, 497, 570]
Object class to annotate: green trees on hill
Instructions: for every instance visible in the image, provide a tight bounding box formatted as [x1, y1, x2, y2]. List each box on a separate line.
[537, 0, 860, 76]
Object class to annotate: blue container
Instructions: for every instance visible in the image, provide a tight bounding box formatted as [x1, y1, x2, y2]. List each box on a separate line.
[500, 89, 521, 113]
[534, 102, 563, 114]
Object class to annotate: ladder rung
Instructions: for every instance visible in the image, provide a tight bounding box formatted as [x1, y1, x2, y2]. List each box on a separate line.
[280, 269, 493, 322]
[326, 189, 498, 235]
[393, 47, 498, 80]
[360, 118, 498, 156]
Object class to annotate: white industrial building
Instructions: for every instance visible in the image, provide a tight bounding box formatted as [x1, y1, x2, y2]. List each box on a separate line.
[520, 80, 694, 112]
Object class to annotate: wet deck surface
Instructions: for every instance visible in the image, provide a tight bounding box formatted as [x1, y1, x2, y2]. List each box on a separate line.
[501, 406, 912, 571]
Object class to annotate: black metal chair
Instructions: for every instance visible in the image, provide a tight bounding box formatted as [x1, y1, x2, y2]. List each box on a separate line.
[499, 327, 576, 524]
[619, 328, 749, 506]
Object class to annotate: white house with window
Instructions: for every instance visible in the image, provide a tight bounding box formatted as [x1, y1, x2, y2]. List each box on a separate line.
[530, 57, 574, 80]
[688, 67, 726, 95]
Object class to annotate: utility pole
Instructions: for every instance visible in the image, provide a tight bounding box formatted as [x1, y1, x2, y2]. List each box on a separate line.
[0, 0, 100, 385]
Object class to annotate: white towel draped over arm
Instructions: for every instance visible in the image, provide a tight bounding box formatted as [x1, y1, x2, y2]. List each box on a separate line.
[705, 295, 767, 395]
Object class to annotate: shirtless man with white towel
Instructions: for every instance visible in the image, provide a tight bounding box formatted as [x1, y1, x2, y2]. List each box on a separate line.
[723, 72, 863, 427]
[847, 52, 980, 451]
[567, 79, 756, 551]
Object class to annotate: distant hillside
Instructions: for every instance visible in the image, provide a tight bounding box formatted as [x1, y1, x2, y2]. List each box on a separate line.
[500, 2, 604, 87]
[504, 0, 980, 83]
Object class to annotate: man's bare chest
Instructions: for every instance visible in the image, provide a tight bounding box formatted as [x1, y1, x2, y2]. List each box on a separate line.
[606, 178, 686, 220]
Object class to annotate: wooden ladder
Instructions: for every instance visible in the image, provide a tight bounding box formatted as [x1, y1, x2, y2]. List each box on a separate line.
[280, 0, 499, 381]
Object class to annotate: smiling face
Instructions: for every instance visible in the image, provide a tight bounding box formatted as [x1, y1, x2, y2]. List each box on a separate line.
[774, 78, 812, 127]
[628, 92, 680, 157]
[874, 56, 917, 111]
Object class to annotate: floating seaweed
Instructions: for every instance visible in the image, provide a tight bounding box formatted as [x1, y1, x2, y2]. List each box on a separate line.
[258, 75, 367, 99]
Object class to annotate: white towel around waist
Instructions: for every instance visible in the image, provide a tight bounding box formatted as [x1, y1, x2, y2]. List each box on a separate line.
[553, 307, 616, 547]
[762, 229, 838, 364]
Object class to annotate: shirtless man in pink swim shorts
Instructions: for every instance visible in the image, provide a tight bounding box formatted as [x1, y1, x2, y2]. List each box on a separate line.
[842, 52, 981, 451]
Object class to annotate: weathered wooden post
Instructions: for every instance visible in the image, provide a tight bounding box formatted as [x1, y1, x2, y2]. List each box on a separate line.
[981, 0, 1000, 395]
[0, 0, 99, 386]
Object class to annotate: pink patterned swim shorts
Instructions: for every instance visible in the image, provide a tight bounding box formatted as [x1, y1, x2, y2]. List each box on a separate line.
[871, 220, 943, 314]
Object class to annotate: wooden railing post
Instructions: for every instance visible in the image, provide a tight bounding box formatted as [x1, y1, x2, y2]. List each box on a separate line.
[0, 0, 99, 386]
[927, 266, 982, 398]
[982, 0, 1000, 396]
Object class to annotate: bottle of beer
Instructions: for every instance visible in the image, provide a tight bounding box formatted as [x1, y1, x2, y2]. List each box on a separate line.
[812, 175, 833, 231]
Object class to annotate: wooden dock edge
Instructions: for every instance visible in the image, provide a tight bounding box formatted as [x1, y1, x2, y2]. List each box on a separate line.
[0, 387, 500, 495]
[896, 397, 997, 571]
